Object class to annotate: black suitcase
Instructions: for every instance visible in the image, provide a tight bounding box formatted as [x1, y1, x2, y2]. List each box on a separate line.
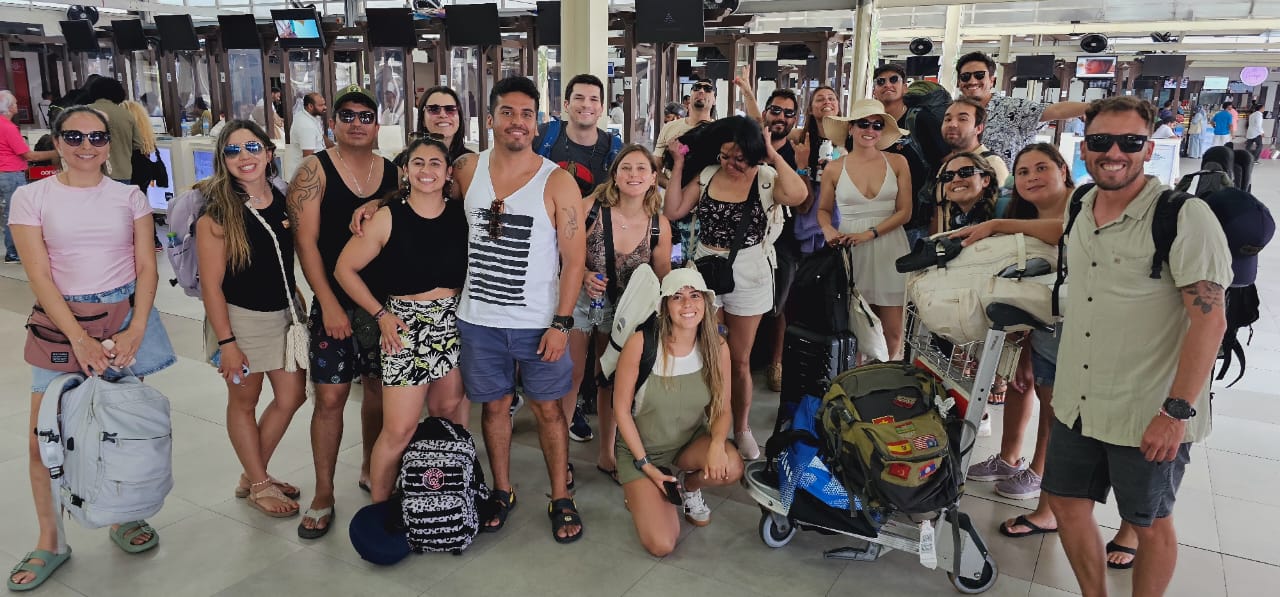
[778, 325, 856, 433]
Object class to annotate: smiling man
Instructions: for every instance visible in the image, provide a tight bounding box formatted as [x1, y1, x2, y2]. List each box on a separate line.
[955, 52, 1089, 163]
[874, 63, 948, 243]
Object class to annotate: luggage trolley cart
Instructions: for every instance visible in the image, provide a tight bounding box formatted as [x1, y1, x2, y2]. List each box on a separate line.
[743, 301, 1043, 594]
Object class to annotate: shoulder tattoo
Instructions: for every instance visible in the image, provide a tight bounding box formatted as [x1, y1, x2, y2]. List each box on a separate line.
[287, 160, 323, 219]
[1181, 280, 1225, 315]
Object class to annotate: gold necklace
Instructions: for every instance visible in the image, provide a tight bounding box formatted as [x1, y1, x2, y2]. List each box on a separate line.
[334, 148, 376, 196]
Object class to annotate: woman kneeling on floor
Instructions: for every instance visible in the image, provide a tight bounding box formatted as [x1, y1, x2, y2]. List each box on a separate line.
[613, 268, 743, 557]
[334, 136, 468, 503]
[195, 120, 309, 519]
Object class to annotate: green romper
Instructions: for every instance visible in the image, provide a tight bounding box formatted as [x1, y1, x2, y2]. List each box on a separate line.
[615, 345, 712, 485]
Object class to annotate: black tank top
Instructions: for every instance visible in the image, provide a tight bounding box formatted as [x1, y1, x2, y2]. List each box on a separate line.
[315, 150, 398, 307]
[222, 188, 296, 312]
[383, 199, 468, 296]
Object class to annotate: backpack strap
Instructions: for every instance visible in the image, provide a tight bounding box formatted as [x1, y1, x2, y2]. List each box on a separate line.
[1149, 190, 1190, 280]
[584, 201, 601, 234]
[536, 119, 562, 159]
[649, 214, 661, 251]
[1052, 183, 1094, 318]
[606, 132, 623, 167]
[632, 319, 659, 413]
[600, 205, 620, 306]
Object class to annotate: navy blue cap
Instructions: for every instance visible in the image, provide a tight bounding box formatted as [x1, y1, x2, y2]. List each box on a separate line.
[349, 501, 410, 566]
[1204, 188, 1275, 286]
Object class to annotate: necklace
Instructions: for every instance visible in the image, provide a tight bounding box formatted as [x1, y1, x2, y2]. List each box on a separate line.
[334, 148, 376, 196]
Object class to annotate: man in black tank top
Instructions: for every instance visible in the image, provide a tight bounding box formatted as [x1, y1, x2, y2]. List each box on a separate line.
[287, 85, 399, 539]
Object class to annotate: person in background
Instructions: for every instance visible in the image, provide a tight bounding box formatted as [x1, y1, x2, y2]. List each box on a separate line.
[416, 85, 473, 160]
[1245, 102, 1265, 160]
[36, 91, 52, 128]
[87, 77, 142, 184]
[1226, 101, 1240, 134]
[0, 90, 58, 264]
[663, 102, 687, 125]
[1212, 102, 1234, 147]
[1158, 100, 1175, 122]
[609, 101, 625, 126]
[291, 92, 331, 157]
[656, 79, 718, 263]
[122, 101, 160, 191]
[1152, 115, 1179, 140]
[1187, 105, 1209, 159]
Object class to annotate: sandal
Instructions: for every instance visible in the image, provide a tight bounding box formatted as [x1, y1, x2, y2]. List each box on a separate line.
[596, 465, 620, 486]
[247, 480, 300, 518]
[999, 515, 1058, 538]
[548, 497, 584, 544]
[110, 521, 159, 554]
[481, 489, 516, 533]
[297, 505, 335, 540]
[989, 378, 1007, 406]
[1106, 540, 1138, 570]
[7, 548, 71, 592]
[567, 463, 575, 491]
[235, 474, 301, 500]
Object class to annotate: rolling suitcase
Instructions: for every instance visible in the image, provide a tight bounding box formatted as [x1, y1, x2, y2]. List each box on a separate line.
[778, 325, 856, 433]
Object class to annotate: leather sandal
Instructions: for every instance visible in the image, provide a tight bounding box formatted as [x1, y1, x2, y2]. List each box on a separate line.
[247, 480, 299, 518]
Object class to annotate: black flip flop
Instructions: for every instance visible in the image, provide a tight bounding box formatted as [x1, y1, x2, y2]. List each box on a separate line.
[999, 515, 1058, 538]
[1106, 540, 1137, 570]
[596, 465, 620, 486]
[358, 480, 371, 493]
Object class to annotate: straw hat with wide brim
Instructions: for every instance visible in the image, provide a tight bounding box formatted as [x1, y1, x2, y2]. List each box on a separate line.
[822, 98, 908, 151]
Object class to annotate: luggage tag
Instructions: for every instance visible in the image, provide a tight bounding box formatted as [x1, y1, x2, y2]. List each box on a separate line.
[935, 396, 955, 418]
[918, 519, 938, 569]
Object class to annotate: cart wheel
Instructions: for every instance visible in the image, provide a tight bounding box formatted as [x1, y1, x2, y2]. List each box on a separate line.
[948, 555, 998, 594]
[758, 512, 796, 548]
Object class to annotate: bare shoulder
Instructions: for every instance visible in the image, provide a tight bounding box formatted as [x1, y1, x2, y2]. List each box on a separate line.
[452, 153, 478, 196]
[546, 167, 581, 206]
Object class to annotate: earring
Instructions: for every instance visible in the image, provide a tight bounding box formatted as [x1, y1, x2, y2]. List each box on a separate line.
[104, 160, 113, 176]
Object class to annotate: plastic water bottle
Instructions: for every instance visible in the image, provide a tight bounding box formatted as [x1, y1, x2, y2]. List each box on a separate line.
[588, 274, 606, 326]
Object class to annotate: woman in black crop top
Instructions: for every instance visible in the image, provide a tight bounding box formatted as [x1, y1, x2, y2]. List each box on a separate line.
[196, 121, 308, 519]
[334, 137, 468, 503]
[661, 116, 809, 462]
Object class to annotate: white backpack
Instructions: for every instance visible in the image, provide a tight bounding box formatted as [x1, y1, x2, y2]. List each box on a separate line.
[36, 373, 174, 549]
[598, 263, 661, 413]
[905, 233, 1057, 344]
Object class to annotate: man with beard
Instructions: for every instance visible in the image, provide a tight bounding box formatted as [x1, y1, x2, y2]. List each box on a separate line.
[450, 76, 587, 543]
[656, 79, 717, 262]
[941, 97, 1009, 185]
[956, 52, 1088, 163]
[874, 63, 949, 244]
[1045, 96, 1230, 597]
[291, 92, 332, 156]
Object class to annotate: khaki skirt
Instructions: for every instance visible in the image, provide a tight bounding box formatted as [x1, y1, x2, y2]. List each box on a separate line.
[204, 304, 300, 373]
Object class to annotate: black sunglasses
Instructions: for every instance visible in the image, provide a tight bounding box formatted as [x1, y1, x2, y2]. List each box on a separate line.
[766, 105, 797, 118]
[875, 75, 902, 86]
[59, 130, 110, 147]
[958, 71, 989, 83]
[853, 119, 886, 131]
[425, 104, 458, 115]
[337, 109, 376, 124]
[222, 141, 266, 157]
[938, 166, 981, 183]
[1084, 133, 1149, 153]
[691, 83, 715, 92]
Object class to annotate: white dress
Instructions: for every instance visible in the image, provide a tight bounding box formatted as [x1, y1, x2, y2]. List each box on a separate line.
[835, 154, 910, 306]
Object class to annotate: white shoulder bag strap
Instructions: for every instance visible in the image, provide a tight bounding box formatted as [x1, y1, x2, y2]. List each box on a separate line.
[245, 204, 310, 375]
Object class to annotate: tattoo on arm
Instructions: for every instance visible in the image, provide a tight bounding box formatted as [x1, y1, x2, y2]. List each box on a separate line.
[1181, 280, 1225, 315]
[562, 205, 579, 239]
[287, 160, 322, 220]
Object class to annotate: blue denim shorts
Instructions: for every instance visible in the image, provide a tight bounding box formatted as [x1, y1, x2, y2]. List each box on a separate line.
[1029, 323, 1062, 388]
[30, 280, 176, 393]
[457, 319, 573, 403]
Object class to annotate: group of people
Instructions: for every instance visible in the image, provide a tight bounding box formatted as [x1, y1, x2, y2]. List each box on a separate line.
[1186, 100, 1268, 160]
[3, 49, 1238, 597]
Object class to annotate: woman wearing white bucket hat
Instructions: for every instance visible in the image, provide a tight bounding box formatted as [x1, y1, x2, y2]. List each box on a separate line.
[816, 98, 914, 359]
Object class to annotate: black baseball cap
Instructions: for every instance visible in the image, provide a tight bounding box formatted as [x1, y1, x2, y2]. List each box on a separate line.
[1204, 188, 1275, 286]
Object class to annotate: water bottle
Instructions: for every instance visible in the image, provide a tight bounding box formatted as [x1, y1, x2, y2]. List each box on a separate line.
[588, 274, 606, 326]
[816, 138, 834, 178]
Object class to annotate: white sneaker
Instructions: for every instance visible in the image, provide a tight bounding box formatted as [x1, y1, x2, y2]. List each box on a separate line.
[978, 413, 992, 437]
[736, 428, 761, 460]
[682, 487, 711, 526]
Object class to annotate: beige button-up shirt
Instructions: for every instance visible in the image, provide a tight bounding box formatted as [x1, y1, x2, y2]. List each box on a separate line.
[1054, 177, 1232, 447]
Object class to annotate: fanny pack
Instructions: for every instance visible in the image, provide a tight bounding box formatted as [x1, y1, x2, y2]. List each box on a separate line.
[24, 298, 133, 372]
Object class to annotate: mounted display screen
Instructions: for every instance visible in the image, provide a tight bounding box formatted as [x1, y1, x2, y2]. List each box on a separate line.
[155, 14, 200, 52]
[111, 20, 147, 52]
[271, 9, 325, 49]
[1075, 56, 1116, 79]
[366, 8, 416, 47]
[636, 0, 704, 44]
[219, 15, 263, 50]
[446, 3, 500, 46]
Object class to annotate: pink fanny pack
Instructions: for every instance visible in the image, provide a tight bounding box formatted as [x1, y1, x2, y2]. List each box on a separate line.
[24, 299, 132, 373]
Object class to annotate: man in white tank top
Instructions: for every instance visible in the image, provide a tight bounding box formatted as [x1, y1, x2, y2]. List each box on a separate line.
[450, 77, 588, 543]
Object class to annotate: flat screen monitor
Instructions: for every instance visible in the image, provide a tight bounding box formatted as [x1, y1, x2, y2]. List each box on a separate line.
[777, 44, 813, 61]
[146, 146, 175, 212]
[636, 0, 704, 44]
[193, 148, 215, 183]
[1141, 54, 1186, 79]
[1163, 77, 1189, 89]
[1075, 56, 1116, 79]
[1228, 81, 1252, 93]
[111, 20, 147, 52]
[905, 56, 939, 77]
[756, 60, 778, 81]
[154, 14, 200, 52]
[1203, 76, 1229, 90]
[271, 9, 325, 49]
[445, 3, 500, 46]
[1015, 55, 1056, 80]
[535, 1, 560, 46]
[218, 15, 262, 50]
[677, 59, 692, 78]
[366, 8, 416, 47]
[705, 61, 730, 81]
[59, 20, 99, 53]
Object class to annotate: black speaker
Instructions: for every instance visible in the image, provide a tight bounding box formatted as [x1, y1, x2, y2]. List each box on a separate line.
[1080, 34, 1108, 54]
[909, 37, 933, 56]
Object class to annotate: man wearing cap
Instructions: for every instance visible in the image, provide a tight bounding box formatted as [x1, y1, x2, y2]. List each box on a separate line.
[955, 52, 1089, 163]
[1045, 96, 1231, 597]
[291, 92, 332, 157]
[288, 85, 399, 539]
[656, 79, 717, 181]
[873, 63, 948, 244]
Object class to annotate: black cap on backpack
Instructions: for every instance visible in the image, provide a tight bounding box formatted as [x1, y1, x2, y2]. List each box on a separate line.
[1204, 188, 1275, 287]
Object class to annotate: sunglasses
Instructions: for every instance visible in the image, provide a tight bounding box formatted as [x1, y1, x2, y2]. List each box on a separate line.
[939, 166, 983, 183]
[691, 83, 715, 93]
[222, 141, 266, 157]
[875, 75, 902, 86]
[488, 195, 505, 239]
[766, 105, 797, 118]
[425, 104, 459, 115]
[853, 119, 885, 131]
[59, 130, 110, 147]
[1084, 133, 1149, 153]
[337, 109, 376, 124]
[958, 71, 989, 83]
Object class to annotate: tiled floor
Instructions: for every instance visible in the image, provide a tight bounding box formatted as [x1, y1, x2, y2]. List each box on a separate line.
[3, 157, 1279, 596]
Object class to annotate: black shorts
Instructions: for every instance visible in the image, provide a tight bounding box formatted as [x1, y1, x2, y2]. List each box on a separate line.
[1041, 417, 1190, 527]
[309, 302, 381, 384]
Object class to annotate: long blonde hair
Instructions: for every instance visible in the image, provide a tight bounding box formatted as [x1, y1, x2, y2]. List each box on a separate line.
[587, 144, 663, 216]
[653, 293, 726, 425]
[196, 120, 277, 274]
[121, 100, 157, 155]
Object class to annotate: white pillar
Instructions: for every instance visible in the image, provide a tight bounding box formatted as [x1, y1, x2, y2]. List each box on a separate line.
[849, 0, 877, 109]
[560, 0, 610, 127]
[939, 4, 963, 92]
[996, 35, 1012, 89]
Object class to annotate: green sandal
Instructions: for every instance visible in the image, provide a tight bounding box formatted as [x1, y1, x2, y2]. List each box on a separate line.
[7, 548, 71, 592]
[110, 521, 159, 554]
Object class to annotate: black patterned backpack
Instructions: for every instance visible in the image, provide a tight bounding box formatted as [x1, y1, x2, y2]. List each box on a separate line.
[398, 417, 490, 554]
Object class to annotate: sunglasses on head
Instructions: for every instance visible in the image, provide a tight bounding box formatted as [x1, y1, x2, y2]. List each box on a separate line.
[425, 104, 458, 115]
[958, 71, 989, 83]
[691, 83, 714, 93]
[222, 141, 266, 157]
[765, 105, 797, 118]
[59, 130, 110, 147]
[875, 75, 902, 86]
[938, 166, 981, 183]
[1084, 133, 1149, 153]
[853, 119, 885, 131]
[337, 109, 376, 124]
[410, 131, 446, 141]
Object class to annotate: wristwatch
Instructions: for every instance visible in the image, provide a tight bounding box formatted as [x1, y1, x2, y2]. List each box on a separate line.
[1161, 397, 1197, 420]
[551, 315, 574, 329]
[633, 456, 651, 471]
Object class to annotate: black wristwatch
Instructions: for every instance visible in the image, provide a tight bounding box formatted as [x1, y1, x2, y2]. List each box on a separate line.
[1161, 397, 1197, 420]
[633, 456, 651, 471]
[551, 315, 574, 329]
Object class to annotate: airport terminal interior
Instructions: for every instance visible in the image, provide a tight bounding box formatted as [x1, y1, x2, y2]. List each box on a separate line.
[1, 0, 1279, 595]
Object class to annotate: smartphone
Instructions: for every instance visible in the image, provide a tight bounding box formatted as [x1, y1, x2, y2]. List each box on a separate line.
[657, 466, 682, 506]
